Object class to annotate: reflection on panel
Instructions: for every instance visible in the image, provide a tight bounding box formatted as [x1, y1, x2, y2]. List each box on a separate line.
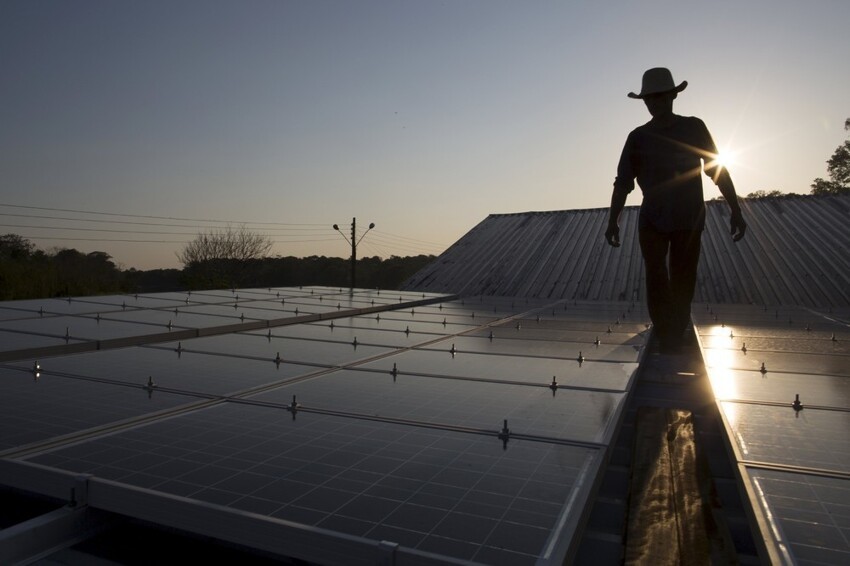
[708, 369, 850, 408]
[703, 347, 850, 377]
[693, 304, 848, 329]
[699, 331, 849, 355]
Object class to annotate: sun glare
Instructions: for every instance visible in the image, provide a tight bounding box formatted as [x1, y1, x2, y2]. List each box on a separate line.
[715, 147, 738, 169]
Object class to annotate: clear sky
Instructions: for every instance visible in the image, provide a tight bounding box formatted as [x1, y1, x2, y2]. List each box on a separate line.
[1, 0, 848, 270]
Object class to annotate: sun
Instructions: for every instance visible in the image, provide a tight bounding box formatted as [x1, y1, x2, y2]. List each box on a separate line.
[715, 146, 738, 169]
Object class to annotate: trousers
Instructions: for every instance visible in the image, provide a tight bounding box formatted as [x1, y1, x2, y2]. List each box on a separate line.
[639, 228, 702, 349]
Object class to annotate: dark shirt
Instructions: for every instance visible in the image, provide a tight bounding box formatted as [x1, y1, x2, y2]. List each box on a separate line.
[614, 115, 726, 232]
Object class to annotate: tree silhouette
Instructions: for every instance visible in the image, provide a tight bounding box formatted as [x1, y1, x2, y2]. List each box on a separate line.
[177, 226, 273, 289]
[746, 190, 784, 199]
[177, 225, 273, 265]
[811, 118, 850, 195]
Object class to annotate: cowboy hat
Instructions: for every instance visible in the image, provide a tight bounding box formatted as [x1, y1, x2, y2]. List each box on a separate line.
[628, 67, 687, 99]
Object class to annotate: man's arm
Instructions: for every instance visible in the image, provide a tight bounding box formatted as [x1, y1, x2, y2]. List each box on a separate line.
[608, 133, 636, 247]
[702, 120, 746, 242]
[716, 169, 746, 241]
[605, 187, 628, 247]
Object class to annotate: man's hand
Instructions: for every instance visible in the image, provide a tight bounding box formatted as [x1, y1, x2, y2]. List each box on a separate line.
[605, 222, 621, 247]
[730, 210, 746, 242]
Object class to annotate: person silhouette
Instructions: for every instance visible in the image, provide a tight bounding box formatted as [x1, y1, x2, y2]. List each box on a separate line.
[605, 67, 746, 353]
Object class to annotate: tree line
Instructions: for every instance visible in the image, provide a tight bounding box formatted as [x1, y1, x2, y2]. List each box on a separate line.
[178, 253, 436, 292]
[0, 234, 130, 300]
[0, 232, 435, 301]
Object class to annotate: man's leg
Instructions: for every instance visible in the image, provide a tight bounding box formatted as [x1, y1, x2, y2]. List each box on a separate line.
[639, 228, 673, 349]
[668, 230, 702, 344]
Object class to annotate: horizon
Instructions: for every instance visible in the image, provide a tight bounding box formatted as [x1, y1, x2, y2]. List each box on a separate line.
[2, 0, 848, 270]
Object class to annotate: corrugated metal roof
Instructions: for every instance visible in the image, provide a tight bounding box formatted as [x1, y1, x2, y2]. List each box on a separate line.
[403, 194, 850, 308]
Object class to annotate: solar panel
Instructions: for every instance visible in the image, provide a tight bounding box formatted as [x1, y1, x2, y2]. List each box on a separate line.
[5, 346, 322, 397]
[23, 402, 603, 565]
[248, 321, 444, 348]
[694, 303, 850, 564]
[0, 289, 648, 565]
[0, 314, 182, 342]
[745, 468, 850, 565]
[0, 329, 87, 351]
[356, 349, 638, 392]
[251, 368, 625, 444]
[155, 333, 397, 367]
[0, 367, 203, 453]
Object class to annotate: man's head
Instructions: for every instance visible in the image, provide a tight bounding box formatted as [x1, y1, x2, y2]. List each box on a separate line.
[642, 90, 677, 119]
[628, 67, 687, 99]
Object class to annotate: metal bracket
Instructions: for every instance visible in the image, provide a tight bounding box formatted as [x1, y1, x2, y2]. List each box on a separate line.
[70, 474, 91, 507]
[376, 540, 398, 566]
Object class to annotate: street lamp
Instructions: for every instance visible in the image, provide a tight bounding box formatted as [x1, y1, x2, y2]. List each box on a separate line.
[332, 218, 375, 291]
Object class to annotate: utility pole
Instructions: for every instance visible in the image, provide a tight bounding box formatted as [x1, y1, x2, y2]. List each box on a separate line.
[350, 217, 356, 289]
[332, 218, 375, 291]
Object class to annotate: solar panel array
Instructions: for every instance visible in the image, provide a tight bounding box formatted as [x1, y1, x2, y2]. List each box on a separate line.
[695, 304, 850, 565]
[0, 287, 648, 565]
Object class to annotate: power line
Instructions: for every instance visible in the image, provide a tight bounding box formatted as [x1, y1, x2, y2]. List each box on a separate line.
[0, 203, 326, 227]
[360, 239, 390, 258]
[1, 223, 204, 236]
[15, 235, 342, 245]
[2, 223, 444, 255]
[15, 236, 190, 244]
[1, 203, 448, 257]
[0, 223, 340, 239]
[0, 212, 332, 231]
[371, 229, 447, 247]
[366, 233, 443, 255]
[0, 205, 450, 246]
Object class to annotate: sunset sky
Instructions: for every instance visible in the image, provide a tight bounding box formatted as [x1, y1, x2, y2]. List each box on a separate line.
[2, 0, 848, 270]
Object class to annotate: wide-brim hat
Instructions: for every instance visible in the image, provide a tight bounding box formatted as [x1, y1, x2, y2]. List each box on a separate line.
[628, 67, 687, 99]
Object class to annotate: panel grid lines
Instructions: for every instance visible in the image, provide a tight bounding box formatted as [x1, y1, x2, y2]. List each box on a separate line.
[27, 402, 597, 564]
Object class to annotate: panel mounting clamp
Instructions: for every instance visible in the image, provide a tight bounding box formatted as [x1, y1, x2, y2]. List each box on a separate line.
[376, 540, 398, 566]
[70, 474, 92, 507]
